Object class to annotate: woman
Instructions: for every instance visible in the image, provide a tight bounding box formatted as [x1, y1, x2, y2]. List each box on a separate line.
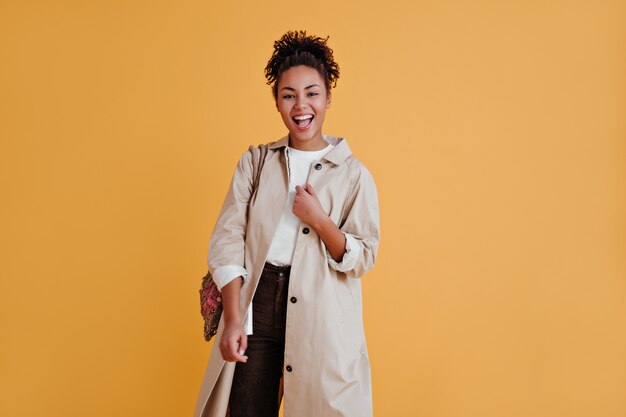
[194, 30, 380, 417]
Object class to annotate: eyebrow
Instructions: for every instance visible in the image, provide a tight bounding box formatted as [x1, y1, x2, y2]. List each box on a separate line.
[279, 84, 321, 92]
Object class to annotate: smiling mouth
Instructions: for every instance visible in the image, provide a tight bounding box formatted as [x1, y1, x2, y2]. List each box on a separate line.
[292, 114, 314, 129]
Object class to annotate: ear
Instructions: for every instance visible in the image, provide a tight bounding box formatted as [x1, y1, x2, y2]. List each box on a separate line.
[326, 92, 332, 109]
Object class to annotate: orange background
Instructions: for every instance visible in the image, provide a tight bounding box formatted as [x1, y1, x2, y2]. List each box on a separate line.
[1, 1, 625, 416]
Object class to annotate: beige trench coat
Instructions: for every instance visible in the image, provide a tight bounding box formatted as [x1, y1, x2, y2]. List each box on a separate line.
[194, 134, 380, 417]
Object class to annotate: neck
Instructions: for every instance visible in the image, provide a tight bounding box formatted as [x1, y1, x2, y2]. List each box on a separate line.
[288, 133, 327, 151]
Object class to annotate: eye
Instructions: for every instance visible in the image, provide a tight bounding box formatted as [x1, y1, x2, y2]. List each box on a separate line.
[308, 92, 319, 97]
[282, 94, 294, 99]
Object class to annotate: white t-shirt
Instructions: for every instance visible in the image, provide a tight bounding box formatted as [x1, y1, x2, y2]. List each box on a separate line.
[265, 142, 335, 265]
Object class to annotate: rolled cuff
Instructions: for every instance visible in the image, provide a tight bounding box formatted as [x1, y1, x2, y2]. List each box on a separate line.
[212, 264, 248, 292]
[326, 232, 361, 272]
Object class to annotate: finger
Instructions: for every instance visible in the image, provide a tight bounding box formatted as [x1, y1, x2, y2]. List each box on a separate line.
[228, 338, 241, 360]
[239, 333, 248, 355]
[292, 202, 303, 217]
[218, 335, 234, 362]
[295, 185, 303, 194]
[237, 334, 249, 362]
[305, 181, 315, 195]
[227, 335, 249, 363]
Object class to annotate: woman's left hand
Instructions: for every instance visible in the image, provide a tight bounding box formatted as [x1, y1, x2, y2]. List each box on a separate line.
[293, 181, 348, 262]
[292, 182, 327, 227]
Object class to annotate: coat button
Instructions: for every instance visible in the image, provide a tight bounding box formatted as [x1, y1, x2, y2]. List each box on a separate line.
[302, 227, 309, 234]
[286, 365, 293, 372]
[314, 163, 322, 170]
[290, 296, 297, 303]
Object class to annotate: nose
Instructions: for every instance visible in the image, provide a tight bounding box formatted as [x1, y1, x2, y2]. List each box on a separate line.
[294, 95, 308, 109]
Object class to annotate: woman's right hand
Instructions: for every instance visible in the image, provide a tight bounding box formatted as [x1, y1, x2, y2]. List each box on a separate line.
[219, 321, 248, 362]
[218, 276, 248, 362]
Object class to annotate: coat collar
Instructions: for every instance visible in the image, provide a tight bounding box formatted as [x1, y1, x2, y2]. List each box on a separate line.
[268, 133, 352, 165]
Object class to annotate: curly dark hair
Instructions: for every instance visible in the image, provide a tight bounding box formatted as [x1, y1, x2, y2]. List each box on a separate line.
[265, 30, 340, 100]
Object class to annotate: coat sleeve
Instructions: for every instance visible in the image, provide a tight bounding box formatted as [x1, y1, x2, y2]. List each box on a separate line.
[329, 160, 380, 279]
[207, 149, 254, 290]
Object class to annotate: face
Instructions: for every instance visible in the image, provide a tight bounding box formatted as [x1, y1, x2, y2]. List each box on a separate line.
[275, 65, 331, 150]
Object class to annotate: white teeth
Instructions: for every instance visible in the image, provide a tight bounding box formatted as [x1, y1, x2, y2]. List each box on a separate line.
[294, 114, 313, 120]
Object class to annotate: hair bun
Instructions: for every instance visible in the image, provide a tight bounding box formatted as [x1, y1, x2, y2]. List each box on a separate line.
[265, 30, 340, 98]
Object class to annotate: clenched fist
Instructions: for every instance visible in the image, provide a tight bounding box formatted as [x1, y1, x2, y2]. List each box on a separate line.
[292, 182, 327, 226]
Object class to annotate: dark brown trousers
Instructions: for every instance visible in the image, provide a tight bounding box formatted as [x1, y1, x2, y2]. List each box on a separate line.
[228, 262, 291, 417]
